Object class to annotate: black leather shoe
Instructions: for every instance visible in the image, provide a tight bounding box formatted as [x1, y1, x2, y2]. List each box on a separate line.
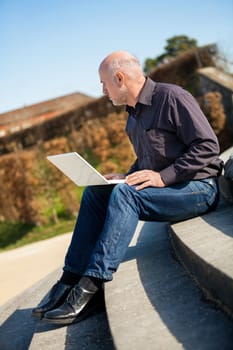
[31, 281, 72, 318]
[43, 284, 102, 325]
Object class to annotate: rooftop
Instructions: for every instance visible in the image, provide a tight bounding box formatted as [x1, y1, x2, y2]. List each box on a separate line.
[198, 67, 233, 92]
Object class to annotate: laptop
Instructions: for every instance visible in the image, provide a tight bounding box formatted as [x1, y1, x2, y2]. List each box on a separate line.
[47, 152, 125, 186]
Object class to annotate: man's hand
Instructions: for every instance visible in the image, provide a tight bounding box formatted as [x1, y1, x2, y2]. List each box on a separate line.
[126, 170, 165, 190]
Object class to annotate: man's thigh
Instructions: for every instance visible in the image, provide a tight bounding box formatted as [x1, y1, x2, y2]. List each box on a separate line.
[128, 179, 218, 223]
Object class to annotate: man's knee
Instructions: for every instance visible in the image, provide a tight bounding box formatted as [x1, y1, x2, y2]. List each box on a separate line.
[111, 183, 137, 203]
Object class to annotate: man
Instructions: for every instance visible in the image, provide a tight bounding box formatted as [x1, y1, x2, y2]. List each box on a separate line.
[32, 51, 223, 325]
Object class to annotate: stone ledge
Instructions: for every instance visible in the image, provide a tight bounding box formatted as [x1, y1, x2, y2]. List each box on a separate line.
[105, 221, 233, 350]
[170, 203, 233, 319]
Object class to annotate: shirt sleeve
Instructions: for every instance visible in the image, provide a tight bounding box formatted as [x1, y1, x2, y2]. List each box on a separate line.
[160, 91, 221, 185]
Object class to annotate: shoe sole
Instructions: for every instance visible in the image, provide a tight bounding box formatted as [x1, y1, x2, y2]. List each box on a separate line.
[30, 284, 74, 320]
[43, 301, 104, 325]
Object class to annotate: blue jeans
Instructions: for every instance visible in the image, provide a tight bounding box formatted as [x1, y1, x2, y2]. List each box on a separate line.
[64, 178, 218, 281]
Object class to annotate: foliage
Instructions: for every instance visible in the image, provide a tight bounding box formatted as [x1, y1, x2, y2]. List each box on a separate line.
[0, 221, 34, 250]
[164, 35, 197, 57]
[197, 92, 232, 152]
[144, 35, 198, 74]
[0, 218, 76, 251]
[198, 92, 226, 135]
[0, 111, 134, 227]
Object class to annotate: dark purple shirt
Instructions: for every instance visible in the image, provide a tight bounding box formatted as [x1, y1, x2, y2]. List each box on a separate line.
[125, 78, 223, 185]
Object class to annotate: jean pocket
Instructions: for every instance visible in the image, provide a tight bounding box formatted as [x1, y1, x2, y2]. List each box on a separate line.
[190, 179, 218, 209]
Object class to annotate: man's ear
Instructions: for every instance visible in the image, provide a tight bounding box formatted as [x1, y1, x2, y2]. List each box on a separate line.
[115, 71, 124, 86]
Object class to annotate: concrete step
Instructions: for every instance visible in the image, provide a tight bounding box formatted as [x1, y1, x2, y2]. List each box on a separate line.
[104, 221, 233, 350]
[0, 269, 114, 350]
[169, 146, 233, 318]
[1, 221, 233, 349]
[220, 146, 233, 163]
[170, 200, 233, 319]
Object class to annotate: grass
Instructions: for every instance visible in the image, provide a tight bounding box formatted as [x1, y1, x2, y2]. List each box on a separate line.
[0, 218, 76, 252]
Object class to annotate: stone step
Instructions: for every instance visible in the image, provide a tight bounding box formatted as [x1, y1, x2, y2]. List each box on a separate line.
[1, 221, 233, 349]
[169, 146, 233, 319]
[104, 221, 233, 350]
[170, 201, 233, 319]
[0, 269, 114, 350]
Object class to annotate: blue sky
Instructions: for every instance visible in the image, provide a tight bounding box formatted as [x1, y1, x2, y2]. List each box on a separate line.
[0, 0, 233, 113]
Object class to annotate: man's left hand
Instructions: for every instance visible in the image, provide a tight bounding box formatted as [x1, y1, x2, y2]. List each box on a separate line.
[126, 170, 165, 190]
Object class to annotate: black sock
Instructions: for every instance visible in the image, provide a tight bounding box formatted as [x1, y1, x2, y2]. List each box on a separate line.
[78, 276, 103, 292]
[60, 270, 81, 286]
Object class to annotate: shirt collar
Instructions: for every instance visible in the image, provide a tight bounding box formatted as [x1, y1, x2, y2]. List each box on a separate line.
[126, 77, 156, 113]
[137, 77, 156, 106]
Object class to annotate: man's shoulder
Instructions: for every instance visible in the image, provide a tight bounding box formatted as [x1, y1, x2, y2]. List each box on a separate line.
[155, 82, 185, 95]
[152, 82, 193, 106]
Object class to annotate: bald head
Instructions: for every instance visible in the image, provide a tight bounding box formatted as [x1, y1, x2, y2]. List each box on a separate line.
[99, 51, 146, 107]
[99, 51, 143, 80]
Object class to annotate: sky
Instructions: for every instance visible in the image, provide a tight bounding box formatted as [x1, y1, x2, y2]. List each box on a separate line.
[0, 0, 233, 114]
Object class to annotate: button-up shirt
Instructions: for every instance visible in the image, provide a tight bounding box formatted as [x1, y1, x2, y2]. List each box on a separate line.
[125, 77, 223, 185]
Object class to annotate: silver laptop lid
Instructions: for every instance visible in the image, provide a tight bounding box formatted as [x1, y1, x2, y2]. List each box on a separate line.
[47, 152, 125, 186]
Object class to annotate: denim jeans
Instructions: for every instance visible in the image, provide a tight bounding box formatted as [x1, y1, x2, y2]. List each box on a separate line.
[64, 178, 218, 281]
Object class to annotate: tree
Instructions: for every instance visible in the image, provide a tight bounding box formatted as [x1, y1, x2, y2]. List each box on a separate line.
[144, 35, 198, 74]
[165, 35, 197, 57]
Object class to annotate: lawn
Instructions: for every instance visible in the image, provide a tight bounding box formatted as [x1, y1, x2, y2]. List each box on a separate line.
[0, 218, 76, 251]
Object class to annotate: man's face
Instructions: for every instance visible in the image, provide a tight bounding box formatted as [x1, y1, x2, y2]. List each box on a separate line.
[99, 68, 128, 106]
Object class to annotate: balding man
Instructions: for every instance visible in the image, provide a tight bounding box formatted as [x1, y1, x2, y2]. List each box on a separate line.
[32, 51, 223, 325]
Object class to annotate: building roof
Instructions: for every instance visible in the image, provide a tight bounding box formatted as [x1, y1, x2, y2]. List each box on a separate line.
[0, 92, 95, 137]
[198, 67, 233, 92]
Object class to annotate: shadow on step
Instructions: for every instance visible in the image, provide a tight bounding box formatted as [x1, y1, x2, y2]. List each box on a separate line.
[124, 222, 233, 349]
[34, 308, 115, 350]
[0, 305, 115, 350]
[0, 308, 37, 350]
[0, 275, 115, 350]
[202, 202, 233, 239]
[65, 310, 115, 350]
